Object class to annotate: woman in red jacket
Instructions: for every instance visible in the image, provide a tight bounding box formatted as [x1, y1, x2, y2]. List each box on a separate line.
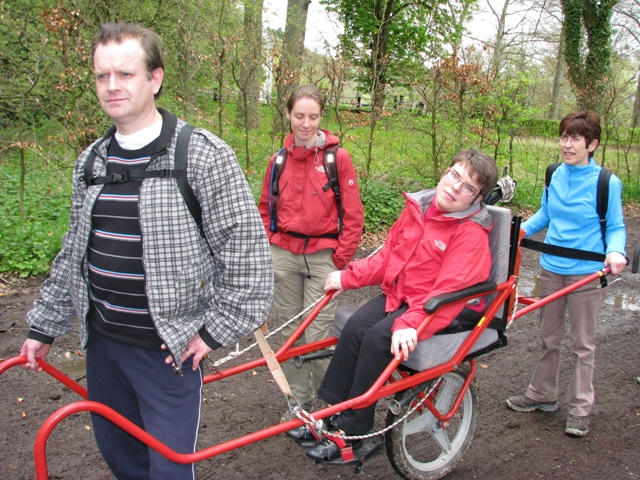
[258, 86, 364, 416]
[303, 148, 498, 462]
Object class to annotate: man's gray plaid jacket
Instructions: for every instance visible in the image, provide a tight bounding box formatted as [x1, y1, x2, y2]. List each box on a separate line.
[27, 110, 274, 370]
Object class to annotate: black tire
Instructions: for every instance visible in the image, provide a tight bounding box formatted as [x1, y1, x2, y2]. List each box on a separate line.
[385, 363, 478, 480]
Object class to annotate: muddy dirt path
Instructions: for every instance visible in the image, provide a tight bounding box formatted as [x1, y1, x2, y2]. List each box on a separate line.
[1, 221, 639, 480]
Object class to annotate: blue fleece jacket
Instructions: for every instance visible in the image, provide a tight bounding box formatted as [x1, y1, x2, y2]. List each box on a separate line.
[522, 158, 626, 275]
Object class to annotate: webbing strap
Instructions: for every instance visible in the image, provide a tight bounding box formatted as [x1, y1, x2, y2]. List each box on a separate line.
[545, 162, 611, 251]
[269, 149, 286, 232]
[83, 124, 204, 240]
[286, 231, 339, 240]
[520, 238, 606, 262]
[253, 328, 292, 398]
[173, 125, 202, 237]
[322, 149, 343, 234]
[596, 167, 611, 250]
[88, 169, 185, 185]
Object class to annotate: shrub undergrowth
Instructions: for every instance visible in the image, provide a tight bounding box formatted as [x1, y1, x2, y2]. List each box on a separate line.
[2, 103, 639, 276]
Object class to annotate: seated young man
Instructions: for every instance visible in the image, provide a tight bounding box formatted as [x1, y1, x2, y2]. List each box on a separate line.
[290, 148, 499, 462]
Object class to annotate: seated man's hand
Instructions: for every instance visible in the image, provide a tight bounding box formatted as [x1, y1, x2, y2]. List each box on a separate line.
[324, 270, 344, 297]
[391, 328, 418, 362]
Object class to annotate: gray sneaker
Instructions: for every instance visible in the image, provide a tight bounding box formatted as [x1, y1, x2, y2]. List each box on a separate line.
[506, 394, 558, 412]
[565, 414, 589, 437]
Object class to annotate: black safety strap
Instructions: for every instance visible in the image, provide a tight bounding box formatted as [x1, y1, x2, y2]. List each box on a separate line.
[87, 169, 187, 185]
[544, 162, 561, 203]
[287, 231, 339, 240]
[173, 125, 202, 237]
[520, 238, 606, 262]
[269, 148, 287, 232]
[82, 125, 117, 186]
[596, 167, 611, 250]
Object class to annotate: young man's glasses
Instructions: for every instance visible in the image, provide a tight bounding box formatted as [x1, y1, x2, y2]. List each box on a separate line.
[444, 168, 478, 197]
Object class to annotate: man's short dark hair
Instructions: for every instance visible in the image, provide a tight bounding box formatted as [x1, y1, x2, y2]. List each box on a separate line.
[92, 22, 164, 99]
[559, 111, 601, 151]
[449, 148, 499, 200]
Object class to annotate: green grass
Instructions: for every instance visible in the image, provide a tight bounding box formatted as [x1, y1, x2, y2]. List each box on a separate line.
[0, 165, 72, 276]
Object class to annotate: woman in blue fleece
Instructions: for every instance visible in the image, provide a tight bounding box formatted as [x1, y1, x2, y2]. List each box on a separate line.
[506, 111, 627, 437]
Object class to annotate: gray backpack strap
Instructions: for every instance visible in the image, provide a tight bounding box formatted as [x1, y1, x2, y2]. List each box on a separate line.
[173, 124, 203, 238]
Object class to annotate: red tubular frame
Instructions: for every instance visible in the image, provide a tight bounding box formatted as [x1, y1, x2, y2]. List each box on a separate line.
[0, 267, 610, 479]
[512, 268, 608, 321]
[0, 355, 88, 399]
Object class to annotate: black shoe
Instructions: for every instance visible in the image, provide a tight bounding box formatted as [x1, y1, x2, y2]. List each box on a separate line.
[286, 425, 318, 447]
[306, 435, 362, 463]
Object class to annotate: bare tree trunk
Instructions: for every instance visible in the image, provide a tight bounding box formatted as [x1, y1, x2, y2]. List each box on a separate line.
[273, 0, 311, 138]
[365, 0, 395, 174]
[632, 66, 640, 128]
[448, 0, 474, 56]
[491, 0, 511, 77]
[236, 0, 263, 130]
[548, 26, 566, 120]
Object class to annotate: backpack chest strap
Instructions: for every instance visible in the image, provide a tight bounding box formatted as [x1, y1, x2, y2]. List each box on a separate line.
[86, 168, 186, 185]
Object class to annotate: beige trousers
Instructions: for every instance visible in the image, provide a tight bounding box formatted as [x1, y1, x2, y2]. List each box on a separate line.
[526, 268, 606, 416]
[270, 245, 338, 405]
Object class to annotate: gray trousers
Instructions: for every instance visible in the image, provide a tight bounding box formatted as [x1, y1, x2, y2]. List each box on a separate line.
[271, 245, 338, 405]
[526, 268, 606, 416]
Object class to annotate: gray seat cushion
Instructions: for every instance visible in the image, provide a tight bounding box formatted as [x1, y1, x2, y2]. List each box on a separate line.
[333, 306, 499, 371]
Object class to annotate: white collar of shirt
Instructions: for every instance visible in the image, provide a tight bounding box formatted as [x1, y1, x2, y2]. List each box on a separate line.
[115, 121, 163, 150]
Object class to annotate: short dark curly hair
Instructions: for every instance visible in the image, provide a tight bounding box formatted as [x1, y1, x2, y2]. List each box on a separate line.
[449, 148, 499, 200]
[559, 111, 601, 151]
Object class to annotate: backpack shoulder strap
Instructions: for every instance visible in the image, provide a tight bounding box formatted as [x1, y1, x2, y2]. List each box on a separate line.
[174, 124, 203, 238]
[596, 166, 612, 250]
[322, 146, 342, 234]
[83, 125, 117, 187]
[544, 162, 561, 202]
[268, 145, 343, 236]
[268, 148, 287, 232]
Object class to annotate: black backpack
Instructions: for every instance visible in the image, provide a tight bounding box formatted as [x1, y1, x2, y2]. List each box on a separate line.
[545, 162, 612, 250]
[268, 146, 343, 237]
[82, 124, 203, 238]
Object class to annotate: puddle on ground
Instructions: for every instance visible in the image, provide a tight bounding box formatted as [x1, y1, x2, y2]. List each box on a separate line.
[55, 355, 86, 378]
[516, 270, 640, 312]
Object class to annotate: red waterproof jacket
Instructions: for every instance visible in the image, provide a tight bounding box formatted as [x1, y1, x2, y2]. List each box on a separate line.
[258, 130, 364, 270]
[340, 189, 492, 340]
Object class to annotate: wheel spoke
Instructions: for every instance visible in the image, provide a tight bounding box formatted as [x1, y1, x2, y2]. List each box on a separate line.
[433, 376, 457, 413]
[402, 408, 433, 436]
[403, 377, 459, 453]
[424, 382, 458, 453]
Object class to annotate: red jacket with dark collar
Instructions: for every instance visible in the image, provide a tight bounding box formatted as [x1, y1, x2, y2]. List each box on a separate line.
[258, 130, 364, 269]
[340, 189, 492, 340]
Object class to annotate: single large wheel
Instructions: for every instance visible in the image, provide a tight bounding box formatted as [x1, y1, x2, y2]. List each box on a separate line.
[385, 363, 478, 480]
